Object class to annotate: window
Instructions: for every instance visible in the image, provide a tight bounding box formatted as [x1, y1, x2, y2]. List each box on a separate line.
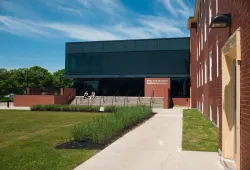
[217, 107, 219, 127]
[200, 0, 203, 16]
[197, 72, 199, 87]
[210, 104, 213, 121]
[198, 12, 200, 25]
[209, 0, 212, 30]
[201, 31, 203, 50]
[199, 39, 200, 56]
[205, 60, 207, 84]
[171, 78, 190, 98]
[198, 69, 200, 87]
[199, 68, 201, 87]
[197, 47, 198, 61]
[204, 18, 207, 42]
[216, 40, 219, 77]
[209, 51, 212, 81]
[202, 64, 204, 86]
[202, 94, 204, 113]
[216, 0, 218, 14]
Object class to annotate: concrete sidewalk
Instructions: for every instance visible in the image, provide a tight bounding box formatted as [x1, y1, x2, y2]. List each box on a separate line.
[0, 102, 30, 110]
[74, 108, 224, 170]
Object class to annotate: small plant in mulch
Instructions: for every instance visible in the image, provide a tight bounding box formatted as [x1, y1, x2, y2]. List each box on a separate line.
[56, 106, 155, 150]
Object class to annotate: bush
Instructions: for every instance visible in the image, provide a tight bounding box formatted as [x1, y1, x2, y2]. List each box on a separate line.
[30, 104, 100, 112]
[71, 106, 152, 144]
[0, 97, 13, 102]
[104, 105, 122, 112]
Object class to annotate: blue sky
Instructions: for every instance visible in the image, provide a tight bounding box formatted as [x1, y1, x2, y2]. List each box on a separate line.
[0, 0, 195, 72]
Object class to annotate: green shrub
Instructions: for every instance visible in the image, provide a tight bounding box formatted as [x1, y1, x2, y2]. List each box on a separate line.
[30, 104, 127, 112]
[104, 105, 122, 112]
[0, 97, 13, 102]
[30, 104, 100, 112]
[71, 106, 152, 144]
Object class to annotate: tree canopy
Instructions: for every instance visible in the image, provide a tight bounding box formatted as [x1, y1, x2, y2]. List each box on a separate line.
[0, 66, 73, 95]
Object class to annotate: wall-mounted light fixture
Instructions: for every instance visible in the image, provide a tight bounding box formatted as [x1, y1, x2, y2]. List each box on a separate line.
[209, 13, 231, 28]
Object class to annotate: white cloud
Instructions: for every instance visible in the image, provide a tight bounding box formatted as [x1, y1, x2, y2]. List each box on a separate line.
[162, 0, 177, 16]
[77, 0, 124, 12]
[0, 13, 189, 41]
[0, 56, 42, 61]
[44, 23, 123, 41]
[0, 0, 39, 18]
[0, 0, 192, 41]
[160, 0, 193, 17]
[0, 16, 49, 37]
[138, 15, 187, 37]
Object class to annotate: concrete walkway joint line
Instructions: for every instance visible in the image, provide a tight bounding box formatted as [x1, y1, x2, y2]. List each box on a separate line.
[74, 108, 224, 170]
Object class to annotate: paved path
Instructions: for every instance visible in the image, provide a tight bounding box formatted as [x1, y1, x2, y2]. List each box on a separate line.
[0, 102, 13, 107]
[74, 108, 224, 170]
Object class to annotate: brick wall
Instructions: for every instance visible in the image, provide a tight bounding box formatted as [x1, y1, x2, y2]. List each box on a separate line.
[144, 78, 170, 97]
[236, 0, 250, 169]
[189, 0, 250, 169]
[190, 23, 197, 108]
[14, 95, 55, 107]
[172, 98, 189, 107]
[14, 88, 76, 107]
[144, 78, 171, 108]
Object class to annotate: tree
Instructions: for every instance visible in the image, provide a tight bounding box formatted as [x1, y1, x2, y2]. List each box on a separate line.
[27, 66, 53, 87]
[0, 67, 73, 95]
[53, 69, 73, 88]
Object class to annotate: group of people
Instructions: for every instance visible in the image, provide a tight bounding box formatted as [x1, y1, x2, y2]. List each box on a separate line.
[84, 91, 96, 99]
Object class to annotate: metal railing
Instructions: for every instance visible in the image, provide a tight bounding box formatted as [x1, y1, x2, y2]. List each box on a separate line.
[112, 90, 120, 106]
[137, 90, 143, 106]
[124, 90, 131, 106]
[150, 90, 154, 108]
[62, 89, 76, 104]
[76, 91, 88, 105]
[100, 92, 108, 106]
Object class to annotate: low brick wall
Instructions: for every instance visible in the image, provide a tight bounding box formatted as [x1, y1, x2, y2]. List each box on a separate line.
[14, 95, 55, 107]
[172, 98, 190, 107]
[14, 88, 76, 107]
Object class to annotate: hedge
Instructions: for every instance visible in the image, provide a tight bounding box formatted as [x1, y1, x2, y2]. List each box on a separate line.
[71, 106, 152, 144]
[30, 104, 101, 112]
[0, 97, 13, 102]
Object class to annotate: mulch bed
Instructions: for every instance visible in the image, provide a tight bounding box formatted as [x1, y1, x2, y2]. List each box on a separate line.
[56, 112, 157, 150]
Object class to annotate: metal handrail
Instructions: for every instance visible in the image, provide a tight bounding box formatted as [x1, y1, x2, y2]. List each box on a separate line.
[124, 90, 130, 106]
[63, 89, 75, 103]
[137, 90, 143, 106]
[100, 92, 108, 106]
[150, 90, 154, 108]
[78, 92, 85, 105]
[112, 90, 119, 105]
[115, 92, 120, 103]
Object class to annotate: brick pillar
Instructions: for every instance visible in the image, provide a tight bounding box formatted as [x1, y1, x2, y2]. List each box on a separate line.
[164, 88, 170, 109]
[190, 22, 198, 108]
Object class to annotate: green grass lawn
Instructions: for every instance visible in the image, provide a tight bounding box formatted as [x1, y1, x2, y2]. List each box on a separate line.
[0, 110, 104, 170]
[182, 109, 218, 152]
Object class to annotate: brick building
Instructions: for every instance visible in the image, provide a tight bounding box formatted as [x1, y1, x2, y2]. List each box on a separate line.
[188, 0, 250, 170]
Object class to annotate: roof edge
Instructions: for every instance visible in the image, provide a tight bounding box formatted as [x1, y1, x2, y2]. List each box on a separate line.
[66, 37, 190, 44]
[187, 0, 200, 30]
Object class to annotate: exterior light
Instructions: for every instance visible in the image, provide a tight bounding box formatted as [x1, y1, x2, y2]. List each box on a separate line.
[209, 13, 231, 28]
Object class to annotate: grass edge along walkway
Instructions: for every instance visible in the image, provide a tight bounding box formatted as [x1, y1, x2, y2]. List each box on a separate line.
[182, 109, 218, 152]
[0, 110, 103, 170]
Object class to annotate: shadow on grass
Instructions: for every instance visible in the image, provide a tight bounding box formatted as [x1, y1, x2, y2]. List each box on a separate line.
[56, 112, 157, 150]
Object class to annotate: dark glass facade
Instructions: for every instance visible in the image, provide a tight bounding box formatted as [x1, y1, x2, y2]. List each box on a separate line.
[66, 50, 190, 78]
[65, 38, 190, 97]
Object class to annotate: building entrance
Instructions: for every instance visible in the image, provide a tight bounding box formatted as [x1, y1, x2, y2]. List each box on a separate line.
[74, 78, 144, 96]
